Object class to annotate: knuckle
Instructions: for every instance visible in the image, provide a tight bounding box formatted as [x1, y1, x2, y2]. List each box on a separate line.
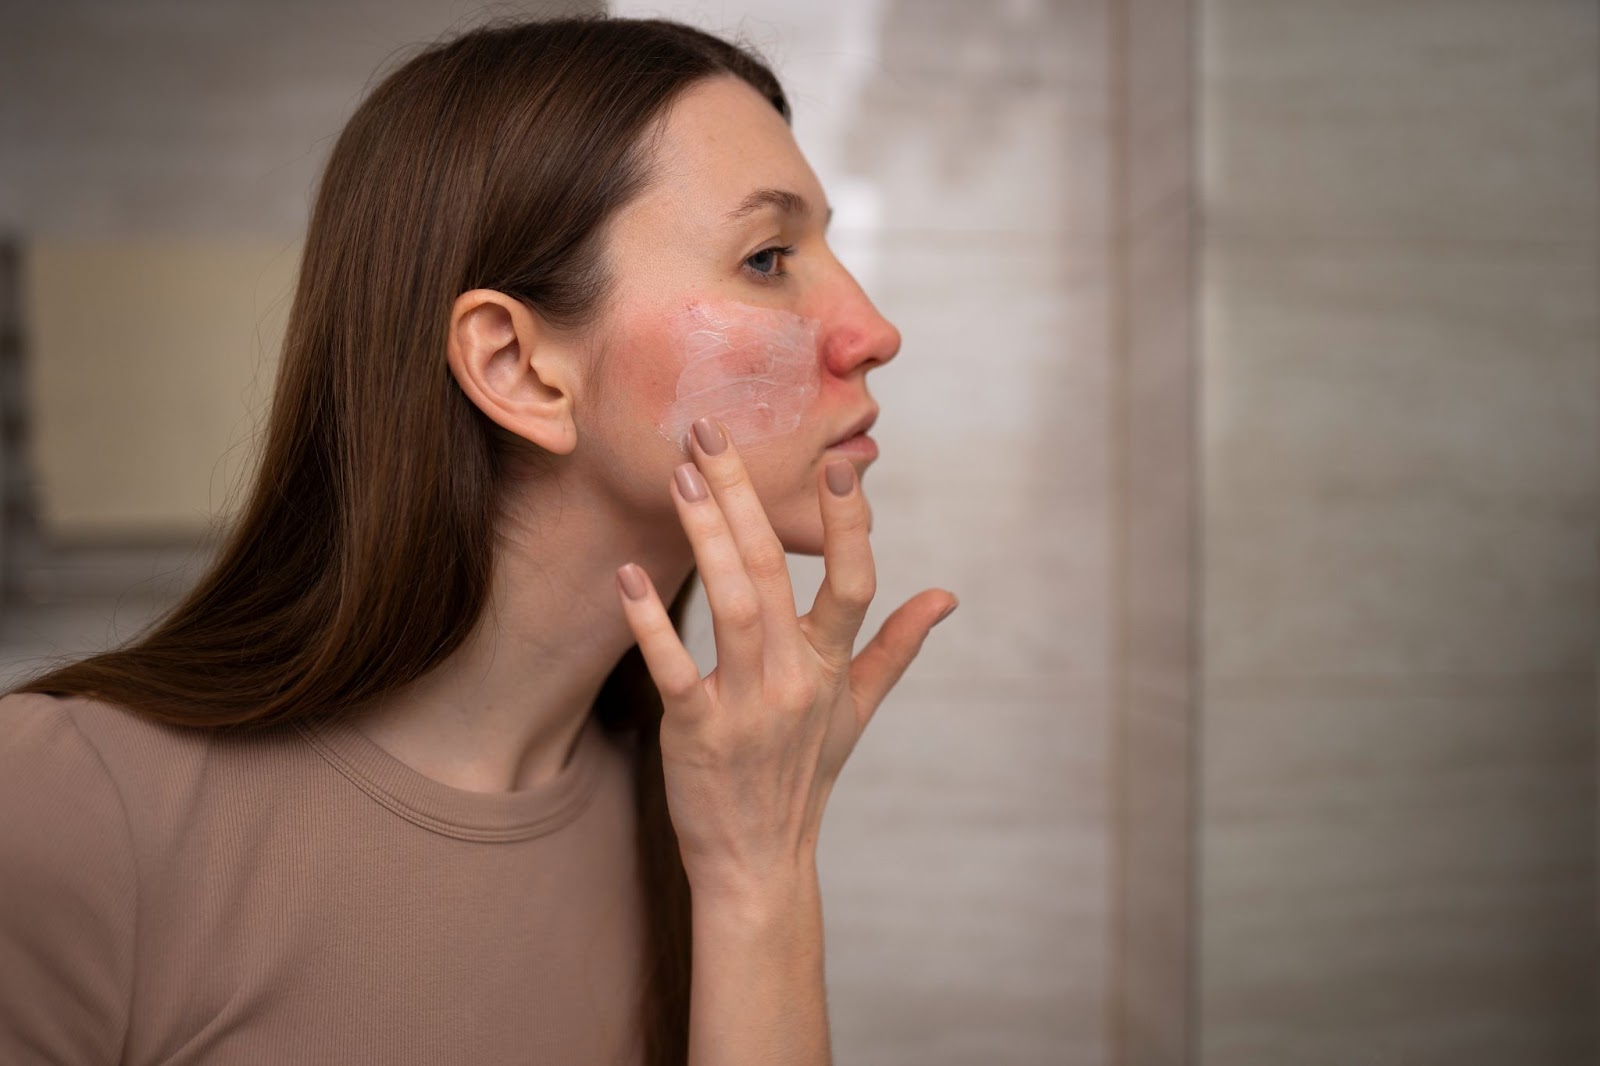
[746, 545, 789, 585]
[829, 502, 872, 535]
[831, 571, 876, 606]
[716, 711, 758, 743]
[705, 454, 745, 489]
[719, 591, 763, 630]
[683, 505, 724, 538]
[639, 615, 676, 646]
[774, 674, 819, 707]
[660, 670, 701, 703]
[815, 655, 849, 687]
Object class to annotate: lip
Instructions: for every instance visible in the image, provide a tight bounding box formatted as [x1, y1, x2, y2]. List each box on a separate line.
[827, 431, 879, 460]
[827, 407, 879, 448]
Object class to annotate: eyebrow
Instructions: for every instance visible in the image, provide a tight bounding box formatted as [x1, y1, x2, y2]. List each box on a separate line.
[724, 187, 833, 228]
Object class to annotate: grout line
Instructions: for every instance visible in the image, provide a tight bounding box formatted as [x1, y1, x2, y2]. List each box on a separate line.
[1185, 0, 1203, 1057]
[1107, 0, 1132, 1062]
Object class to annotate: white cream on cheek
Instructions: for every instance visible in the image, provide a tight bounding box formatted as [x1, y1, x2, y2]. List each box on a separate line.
[654, 300, 823, 450]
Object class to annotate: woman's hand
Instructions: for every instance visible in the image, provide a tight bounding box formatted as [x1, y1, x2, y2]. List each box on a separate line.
[614, 415, 957, 902]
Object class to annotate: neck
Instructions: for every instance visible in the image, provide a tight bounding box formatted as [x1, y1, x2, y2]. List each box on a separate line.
[346, 467, 693, 794]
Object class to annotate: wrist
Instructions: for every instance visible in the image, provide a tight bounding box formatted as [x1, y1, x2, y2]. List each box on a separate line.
[685, 852, 832, 1066]
[688, 852, 822, 923]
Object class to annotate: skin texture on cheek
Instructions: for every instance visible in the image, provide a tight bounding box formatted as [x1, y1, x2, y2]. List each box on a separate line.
[655, 301, 823, 450]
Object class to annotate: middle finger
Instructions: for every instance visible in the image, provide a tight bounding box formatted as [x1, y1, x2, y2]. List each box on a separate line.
[686, 417, 804, 649]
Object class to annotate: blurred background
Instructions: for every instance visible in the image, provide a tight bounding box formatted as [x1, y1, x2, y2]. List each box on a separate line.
[0, 0, 1594, 1063]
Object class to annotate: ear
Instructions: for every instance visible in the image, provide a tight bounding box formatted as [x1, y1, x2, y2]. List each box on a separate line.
[446, 289, 580, 455]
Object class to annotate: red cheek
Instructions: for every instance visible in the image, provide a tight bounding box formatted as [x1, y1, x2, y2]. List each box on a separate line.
[650, 301, 824, 448]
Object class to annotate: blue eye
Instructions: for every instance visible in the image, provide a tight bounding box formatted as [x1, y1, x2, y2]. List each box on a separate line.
[744, 244, 796, 281]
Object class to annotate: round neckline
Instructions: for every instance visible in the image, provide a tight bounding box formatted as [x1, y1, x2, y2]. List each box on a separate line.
[294, 712, 607, 843]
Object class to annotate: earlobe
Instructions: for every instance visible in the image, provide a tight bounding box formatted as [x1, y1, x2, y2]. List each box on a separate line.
[446, 289, 578, 455]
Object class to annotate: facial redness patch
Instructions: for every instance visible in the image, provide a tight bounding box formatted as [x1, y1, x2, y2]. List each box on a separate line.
[655, 301, 823, 450]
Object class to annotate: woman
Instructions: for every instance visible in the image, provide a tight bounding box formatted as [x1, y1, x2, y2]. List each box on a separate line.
[0, 15, 956, 1066]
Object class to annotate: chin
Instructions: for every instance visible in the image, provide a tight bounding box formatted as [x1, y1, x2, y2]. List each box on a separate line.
[774, 495, 873, 557]
[780, 527, 826, 557]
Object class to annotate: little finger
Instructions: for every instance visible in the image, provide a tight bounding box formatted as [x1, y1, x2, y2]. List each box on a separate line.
[614, 562, 713, 723]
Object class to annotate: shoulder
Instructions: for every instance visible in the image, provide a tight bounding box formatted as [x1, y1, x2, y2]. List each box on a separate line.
[0, 691, 139, 1061]
[0, 690, 219, 853]
[1, 688, 211, 786]
[0, 690, 149, 847]
[0, 687, 84, 740]
[0, 690, 127, 793]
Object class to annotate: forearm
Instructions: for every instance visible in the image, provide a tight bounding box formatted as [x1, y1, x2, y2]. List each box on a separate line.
[687, 857, 832, 1066]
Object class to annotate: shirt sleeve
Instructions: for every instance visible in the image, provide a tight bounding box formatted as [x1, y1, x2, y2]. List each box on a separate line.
[0, 693, 137, 1064]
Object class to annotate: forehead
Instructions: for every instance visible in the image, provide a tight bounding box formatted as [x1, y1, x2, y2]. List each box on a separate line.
[638, 75, 822, 219]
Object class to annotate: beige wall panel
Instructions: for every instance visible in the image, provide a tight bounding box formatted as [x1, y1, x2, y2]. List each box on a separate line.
[1201, 0, 1599, 242]
[1198, 1, 1598, 1063]
[26, 240, 297, 537]
[820, 678, 1111, 1065]
[1201, 240, 1597, 681]
[1200, 676, 1594, 1064]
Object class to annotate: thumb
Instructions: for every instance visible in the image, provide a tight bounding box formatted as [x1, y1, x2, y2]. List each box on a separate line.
[848, 589, 959, 727]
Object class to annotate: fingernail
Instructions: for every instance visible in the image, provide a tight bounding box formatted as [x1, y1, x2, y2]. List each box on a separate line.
[617, 563, 649, 601]
[674, 462, 708, 502]
[932, 600, 958, 627]
[826, 460, 854, 496]
[692, 416, 726, 455]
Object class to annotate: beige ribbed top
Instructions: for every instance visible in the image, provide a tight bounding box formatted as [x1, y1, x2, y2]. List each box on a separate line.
[0, 690, 646, 1065]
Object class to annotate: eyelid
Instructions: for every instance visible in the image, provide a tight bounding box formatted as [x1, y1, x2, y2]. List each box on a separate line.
[743, 242, 797, 283]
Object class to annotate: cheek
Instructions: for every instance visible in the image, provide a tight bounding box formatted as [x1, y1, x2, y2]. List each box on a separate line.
[653, 301, 822, 449]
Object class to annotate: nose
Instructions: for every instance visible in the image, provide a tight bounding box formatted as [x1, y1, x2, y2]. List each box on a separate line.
[820, 273, 902, 379]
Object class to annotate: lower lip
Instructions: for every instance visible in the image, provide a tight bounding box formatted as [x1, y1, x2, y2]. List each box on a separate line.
[827, 431, 878, 459]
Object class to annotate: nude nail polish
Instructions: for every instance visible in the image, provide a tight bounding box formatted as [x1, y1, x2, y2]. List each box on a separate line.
[692, 416, 726, 455]
[675, 462, 708, 502]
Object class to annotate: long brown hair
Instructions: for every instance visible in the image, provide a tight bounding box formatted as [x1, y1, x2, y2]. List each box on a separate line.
[5, 16, 790, 1065]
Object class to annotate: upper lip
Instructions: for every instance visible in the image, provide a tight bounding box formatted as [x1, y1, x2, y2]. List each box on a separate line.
[829, 407, 879, 446]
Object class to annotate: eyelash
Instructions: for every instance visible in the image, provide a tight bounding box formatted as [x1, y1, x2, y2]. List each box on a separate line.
[743, 243, 797, 284]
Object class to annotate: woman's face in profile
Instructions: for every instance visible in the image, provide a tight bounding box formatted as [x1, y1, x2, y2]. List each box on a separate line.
[583, 74, 902, 556]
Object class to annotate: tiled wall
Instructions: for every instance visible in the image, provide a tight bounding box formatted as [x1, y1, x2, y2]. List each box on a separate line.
[1197, 2, 1599, 1063]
